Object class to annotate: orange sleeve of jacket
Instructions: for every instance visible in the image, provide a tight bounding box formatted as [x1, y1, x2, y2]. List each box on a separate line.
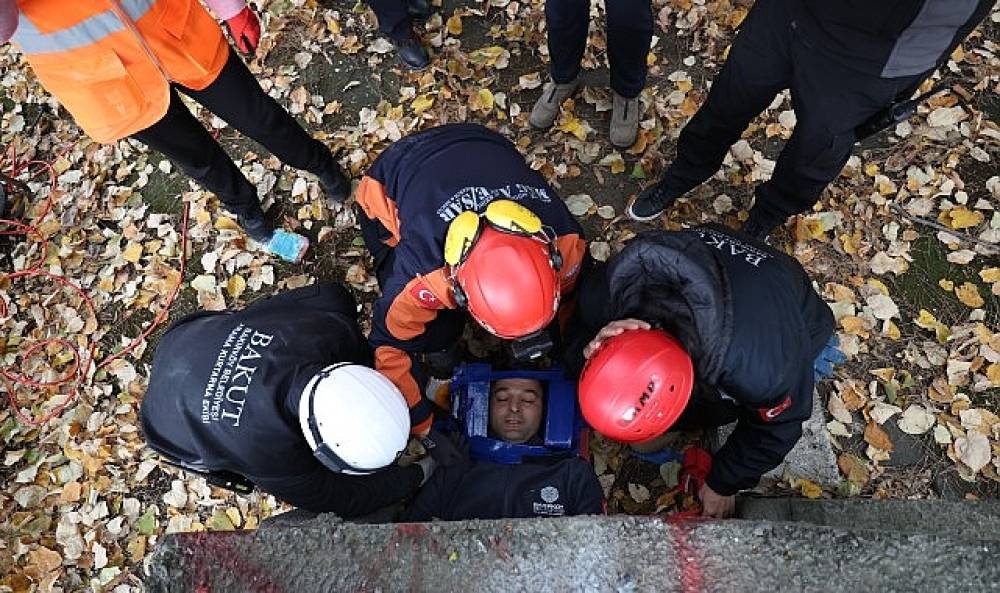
[370, 270, 456, 436]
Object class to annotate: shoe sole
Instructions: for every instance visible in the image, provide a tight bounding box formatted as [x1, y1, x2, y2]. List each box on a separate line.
[610, 135, 638, 149]
[400, 60, 430, 72]
[626, 201, 665, 222]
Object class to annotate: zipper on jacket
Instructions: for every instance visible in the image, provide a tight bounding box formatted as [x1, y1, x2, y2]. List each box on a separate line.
[107, 0, 172, 81]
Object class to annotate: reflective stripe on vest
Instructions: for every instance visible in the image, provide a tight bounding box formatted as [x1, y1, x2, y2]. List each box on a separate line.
[12, 0, 155, 55]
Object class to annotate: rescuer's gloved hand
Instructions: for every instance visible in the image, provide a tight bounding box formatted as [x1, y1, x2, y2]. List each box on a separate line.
[813, 335, 846, 382]
[415, 456, 438, 486]
[225, 6, 261, 55]
[424, 376, 451, 411]
[421, 430, 466, 467]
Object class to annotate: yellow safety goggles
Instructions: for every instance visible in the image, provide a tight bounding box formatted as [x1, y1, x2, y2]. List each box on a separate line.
[443, 199, 546, 266]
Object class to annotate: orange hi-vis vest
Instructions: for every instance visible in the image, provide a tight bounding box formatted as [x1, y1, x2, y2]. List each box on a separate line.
[11, 0, 229, 143]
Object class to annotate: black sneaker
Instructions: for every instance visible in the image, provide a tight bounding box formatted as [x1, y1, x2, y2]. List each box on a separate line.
[740, 216, 779, 242]
[407, 0, 432, 20]
[394, 34, 430, 71]
[627, 182, 679, 222]
[237, 213, 275, 244]
[319, 164, 350, 203]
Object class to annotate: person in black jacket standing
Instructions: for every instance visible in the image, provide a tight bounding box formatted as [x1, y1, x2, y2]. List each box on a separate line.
[628, 0, 996, 238]
[566, 225, 834, 517]
[403, 377, 604, 521]
[140, 283, 441, 516]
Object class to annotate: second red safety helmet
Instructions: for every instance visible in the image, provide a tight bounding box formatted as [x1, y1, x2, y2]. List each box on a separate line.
[579, 328, 694, 443]
[453, 225, 560, 339]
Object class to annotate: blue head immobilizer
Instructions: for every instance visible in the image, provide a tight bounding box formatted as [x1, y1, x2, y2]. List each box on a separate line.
[447, 363, 585, 464]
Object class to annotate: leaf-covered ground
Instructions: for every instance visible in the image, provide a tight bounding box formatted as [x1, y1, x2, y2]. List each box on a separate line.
[2, 1, 999, 590]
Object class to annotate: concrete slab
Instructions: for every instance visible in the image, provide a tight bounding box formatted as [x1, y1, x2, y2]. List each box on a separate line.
[738, 497, 1000, 541]
[146, 513, 1000, 593]
[712, 389, 841, 488]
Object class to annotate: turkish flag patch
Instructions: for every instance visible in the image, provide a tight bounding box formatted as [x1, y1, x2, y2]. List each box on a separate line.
[758, 395, 792, 422]
[409, 281, 444, 309]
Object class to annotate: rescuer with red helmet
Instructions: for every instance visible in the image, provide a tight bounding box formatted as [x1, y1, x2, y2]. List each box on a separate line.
[566, 225, 834, 517]
[355, 124, 587, 437]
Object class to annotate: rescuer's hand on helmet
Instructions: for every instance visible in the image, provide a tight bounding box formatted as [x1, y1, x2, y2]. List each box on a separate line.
[225, 6, 261, 55]
[582, 318, 651, 359]
[698, 483, 735, 518]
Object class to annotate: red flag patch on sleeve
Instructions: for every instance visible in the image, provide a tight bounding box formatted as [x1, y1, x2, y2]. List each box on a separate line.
[758, 395, 792, 422]
[409, 281, 444, 309]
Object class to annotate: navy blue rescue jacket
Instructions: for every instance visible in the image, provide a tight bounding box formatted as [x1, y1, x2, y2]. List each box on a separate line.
[140, 284, 423, 515]
[355, 124, 587, 434]
[565, 226, 834, 495]
[402, 457, 603, 521]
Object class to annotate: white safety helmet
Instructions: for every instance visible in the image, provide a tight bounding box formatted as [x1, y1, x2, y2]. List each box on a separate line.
[298, 363, 410, 475]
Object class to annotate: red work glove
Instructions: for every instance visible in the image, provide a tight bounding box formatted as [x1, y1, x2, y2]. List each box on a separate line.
[679, 446, 713, 497]
[225, 6, 260, 55]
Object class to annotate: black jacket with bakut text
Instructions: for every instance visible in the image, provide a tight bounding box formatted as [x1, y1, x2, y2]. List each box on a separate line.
[566, 226, 834, 495]
[139, 284, 423, 516]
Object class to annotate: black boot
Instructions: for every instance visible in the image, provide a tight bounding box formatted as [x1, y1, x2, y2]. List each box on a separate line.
[393, 32, 430, 71]
[627, 182, 681, 222]
[237, 209, 275, 244]
[407, 0, 432, 20]
[740, 213, 781, 242]
[319, 163, 351, 203]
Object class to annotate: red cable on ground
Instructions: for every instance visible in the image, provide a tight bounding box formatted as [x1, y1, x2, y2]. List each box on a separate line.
[1, 143, 189, 426]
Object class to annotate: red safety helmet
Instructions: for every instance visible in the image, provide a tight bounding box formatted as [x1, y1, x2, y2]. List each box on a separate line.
[452, 225, 560, 339]
[579, 328, 694, 443]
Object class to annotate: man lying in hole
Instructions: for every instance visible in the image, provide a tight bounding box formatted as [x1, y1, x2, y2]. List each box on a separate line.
[402, 377, 604, 521]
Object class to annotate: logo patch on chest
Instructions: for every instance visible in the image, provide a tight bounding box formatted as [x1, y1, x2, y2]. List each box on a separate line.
[533, 485, 565, 516]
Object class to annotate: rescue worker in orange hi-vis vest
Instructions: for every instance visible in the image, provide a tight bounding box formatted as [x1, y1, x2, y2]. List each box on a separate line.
[0, 0, 350, 264]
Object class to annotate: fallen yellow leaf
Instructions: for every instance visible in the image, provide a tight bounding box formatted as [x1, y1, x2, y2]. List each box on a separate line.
[915, 309, 951, 342]
[938, 278, 955, 291]
[555, 114, 588, 141]
[227, 275, 247, 300]
[473, 88, 494, 112]
[939, 206, 984, 230]
[987, 363, 1000, 387]
[798, 479, 823, 499]
[955, 282, 985, 308]
[411, 94, 435, 115]
[446, 14, 463, 36]
[840, 316, 868, 336]
[864, 421, 894, 452]
[122, 242, 143, 264]
[215, 216, 240, 231]
[837, 453, 870, 486]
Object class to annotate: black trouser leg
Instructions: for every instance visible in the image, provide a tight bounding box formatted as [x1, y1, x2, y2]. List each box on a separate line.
[545, 0, 590, 84]
[367, 0, 413, 40]
[751, 34, 924, 224]
[356, 205, 397, 288]
[605, 0, 653, 98]
[131, 88, 262, 219]
[656, 0, 791, 197]
[177, 48, 336, 178]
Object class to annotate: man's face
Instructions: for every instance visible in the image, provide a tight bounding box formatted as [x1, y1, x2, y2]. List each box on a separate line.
[489, 378, 544, 444]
